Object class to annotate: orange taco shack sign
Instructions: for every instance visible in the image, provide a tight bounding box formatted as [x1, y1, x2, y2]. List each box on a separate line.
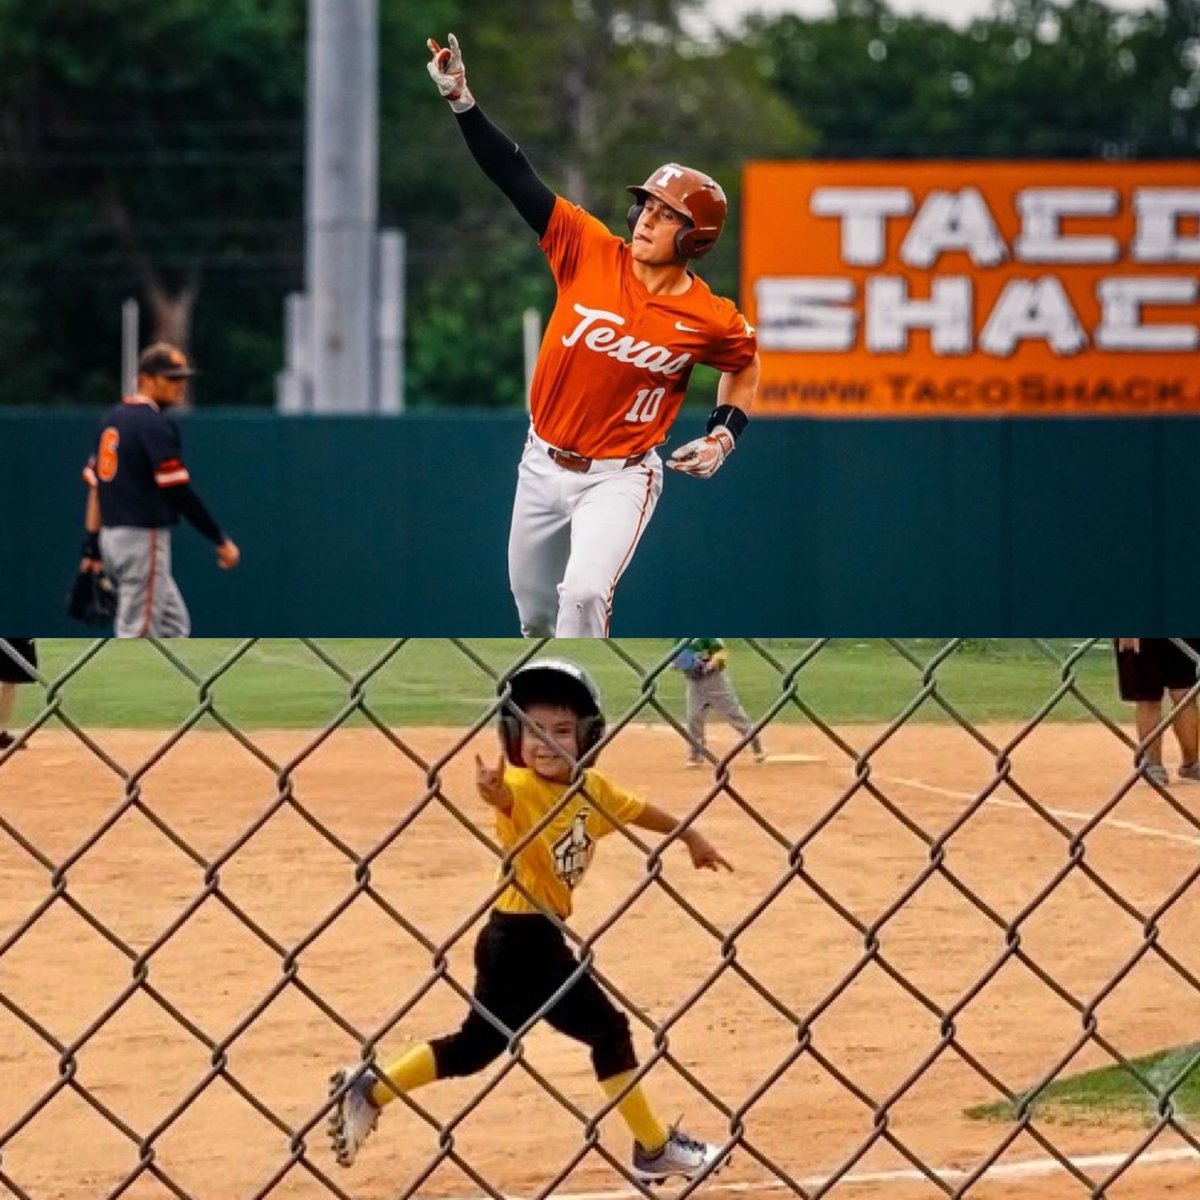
[742, 162, 1200, 416]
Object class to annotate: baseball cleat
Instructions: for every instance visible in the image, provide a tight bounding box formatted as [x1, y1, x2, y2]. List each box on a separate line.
[327, 1066, 380, 1167]
[683, 758, 705, 769]
[632, 1127, 730, 1184]
[753, 748, 767, 764]
[1179, 762, 1200, 782]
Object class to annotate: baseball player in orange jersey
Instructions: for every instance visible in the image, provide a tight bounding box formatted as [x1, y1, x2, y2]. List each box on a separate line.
[427, 34, 761, 637]
[326, 659, 735, 1183]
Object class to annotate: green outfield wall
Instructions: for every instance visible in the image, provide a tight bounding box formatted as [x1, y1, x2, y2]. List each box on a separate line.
[2, 410, 1196, 634]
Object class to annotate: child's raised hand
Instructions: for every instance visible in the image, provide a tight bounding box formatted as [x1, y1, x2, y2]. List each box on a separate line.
[476, 752, 512, 810]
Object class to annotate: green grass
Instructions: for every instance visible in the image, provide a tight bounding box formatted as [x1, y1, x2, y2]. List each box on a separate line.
[3, 638, 1130, 730]
[967, 1044, 1200, 1126]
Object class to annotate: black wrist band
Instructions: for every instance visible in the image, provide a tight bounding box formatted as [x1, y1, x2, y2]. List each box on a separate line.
[81, 530, 101, 559]
[707, 404, 749, 442]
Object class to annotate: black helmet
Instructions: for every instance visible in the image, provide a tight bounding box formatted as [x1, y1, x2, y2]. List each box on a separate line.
[499, 659, 606, 766]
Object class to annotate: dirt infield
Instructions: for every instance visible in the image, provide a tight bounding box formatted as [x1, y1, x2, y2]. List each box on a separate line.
[1, 721, 1197, 1199]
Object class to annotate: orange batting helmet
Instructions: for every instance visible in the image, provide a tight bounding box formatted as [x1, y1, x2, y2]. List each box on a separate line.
[626, 163, 727, 259]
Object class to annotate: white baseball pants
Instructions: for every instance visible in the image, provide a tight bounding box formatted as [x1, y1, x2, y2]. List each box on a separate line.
[101, 526, 192, 638]
[508, 432, 663, 638]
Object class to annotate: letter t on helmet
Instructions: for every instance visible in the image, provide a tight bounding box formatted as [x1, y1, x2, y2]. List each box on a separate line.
[626, 164, 728, 259]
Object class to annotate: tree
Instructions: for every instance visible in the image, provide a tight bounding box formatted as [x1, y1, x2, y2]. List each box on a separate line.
[744, 0, 1200, 159]
[0, 0, 307, 337]
[0, 0, 308, 404]
[0, 0, 462, 407]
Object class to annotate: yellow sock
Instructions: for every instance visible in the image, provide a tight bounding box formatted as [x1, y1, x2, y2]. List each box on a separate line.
[600, 1071, 668, 1152]
[369, 1042, 438, 1109]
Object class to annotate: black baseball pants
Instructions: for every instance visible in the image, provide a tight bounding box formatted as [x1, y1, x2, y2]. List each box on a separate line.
[430, 910, 637, 1082]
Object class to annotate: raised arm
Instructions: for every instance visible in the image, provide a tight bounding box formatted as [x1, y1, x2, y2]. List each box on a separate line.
[427, 33, 556, 237]
[476, 753, 514, 815]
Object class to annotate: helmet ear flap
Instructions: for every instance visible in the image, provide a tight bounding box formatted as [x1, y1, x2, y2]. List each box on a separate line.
[578, 714, 606, 761]
[499, 711, 524, 766]
[626, 203, 644, 235]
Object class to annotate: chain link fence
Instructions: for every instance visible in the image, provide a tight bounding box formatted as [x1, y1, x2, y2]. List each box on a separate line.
[1, 638, 1198, 1200]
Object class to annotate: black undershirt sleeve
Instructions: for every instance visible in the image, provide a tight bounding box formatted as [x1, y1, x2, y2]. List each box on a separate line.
[166, 483, 224, 545]
[454, 105, 556, 238]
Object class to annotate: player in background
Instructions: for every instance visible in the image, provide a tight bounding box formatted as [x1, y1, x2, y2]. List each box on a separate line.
[0, 639, 36, 752]
[327, 659, 734, 1183]
[426, 34, 760, 637]
[80, 343, 240, 638]
[672, 639, 766, 767]
[1114, 638, 1200, 784]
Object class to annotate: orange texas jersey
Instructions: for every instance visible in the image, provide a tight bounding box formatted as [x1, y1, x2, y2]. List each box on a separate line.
[530, 196, 758, 461]
[492, 765, 646, 919]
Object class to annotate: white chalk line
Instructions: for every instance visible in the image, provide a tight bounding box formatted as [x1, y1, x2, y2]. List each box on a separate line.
[879, 775, 1200, 848]
[443, 1144, 1199, 1200]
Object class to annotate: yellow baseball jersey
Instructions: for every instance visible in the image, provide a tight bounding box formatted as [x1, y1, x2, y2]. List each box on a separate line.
[493, 766, 646, 918]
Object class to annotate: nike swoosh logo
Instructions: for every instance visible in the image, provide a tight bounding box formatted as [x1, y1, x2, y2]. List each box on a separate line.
[675, 321, 701, 333]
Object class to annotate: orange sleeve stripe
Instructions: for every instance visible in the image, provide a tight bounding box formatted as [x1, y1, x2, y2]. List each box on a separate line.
[155, 468, 191, 487]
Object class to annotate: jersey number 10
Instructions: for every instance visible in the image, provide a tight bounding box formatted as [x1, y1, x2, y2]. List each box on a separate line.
[625, 387, 665, 424]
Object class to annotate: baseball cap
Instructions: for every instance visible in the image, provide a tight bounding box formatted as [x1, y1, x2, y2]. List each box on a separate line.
[138, 342, 199, 379]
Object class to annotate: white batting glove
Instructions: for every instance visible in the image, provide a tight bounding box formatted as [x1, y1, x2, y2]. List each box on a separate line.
[426, 33, 475, 114]
[667, 427, 735, 479]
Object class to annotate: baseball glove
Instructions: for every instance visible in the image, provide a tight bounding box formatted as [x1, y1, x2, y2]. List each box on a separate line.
[673, 649, 711, 680]
[67, 567, 117, 626]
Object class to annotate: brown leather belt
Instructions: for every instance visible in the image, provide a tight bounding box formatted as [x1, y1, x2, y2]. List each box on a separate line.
[547, 447, 649, 473]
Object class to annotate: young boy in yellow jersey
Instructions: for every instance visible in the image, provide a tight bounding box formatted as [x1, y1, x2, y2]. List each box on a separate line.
[327, 658, 734, 1183]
